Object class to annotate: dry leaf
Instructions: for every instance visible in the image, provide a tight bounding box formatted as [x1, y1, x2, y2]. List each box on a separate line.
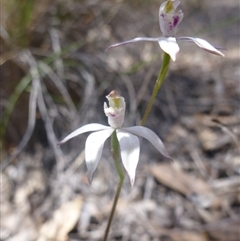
[37, 195, 83, 241]
[202, 217, 240, 241]
[167, 230, 207, 241]
[150, 164, 220, 209]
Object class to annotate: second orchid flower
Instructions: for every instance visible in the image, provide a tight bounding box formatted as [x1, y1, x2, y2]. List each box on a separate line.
[107, 0, 224, 61]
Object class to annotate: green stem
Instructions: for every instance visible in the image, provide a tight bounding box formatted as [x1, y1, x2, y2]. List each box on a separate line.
[103, 174, 124, 241]
[140, 53, 171, 126]
[103, 130, 124, 241]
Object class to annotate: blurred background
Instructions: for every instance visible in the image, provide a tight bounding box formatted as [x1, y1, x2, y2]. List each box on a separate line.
[1, 0, 239, 240]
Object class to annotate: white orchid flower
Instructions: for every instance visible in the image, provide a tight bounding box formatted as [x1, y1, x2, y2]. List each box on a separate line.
[58, 90, 172, 186]
[107, 0, 224, 61]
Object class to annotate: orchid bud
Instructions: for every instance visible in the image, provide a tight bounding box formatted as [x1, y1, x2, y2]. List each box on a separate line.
[159, 0, 184, 37]
[104, 90, 126, 129]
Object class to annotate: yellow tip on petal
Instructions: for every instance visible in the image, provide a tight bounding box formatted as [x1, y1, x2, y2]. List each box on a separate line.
[165, 1, 174, 13]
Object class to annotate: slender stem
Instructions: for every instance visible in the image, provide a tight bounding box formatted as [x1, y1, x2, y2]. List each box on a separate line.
[103, 176, 124, 241]
[140, 53, 171, 126]
[103, 130, 125, 241]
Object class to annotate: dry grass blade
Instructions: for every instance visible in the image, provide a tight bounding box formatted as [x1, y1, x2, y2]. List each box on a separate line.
[211, 118, 239, 148]
[38, 61, 78, 120]
[49, 28, 66, 83]
[1, 50, 40, 170]
[37, 84, 65, 172]
[80, 69, 95, 110]
[118, 73, 137, 121]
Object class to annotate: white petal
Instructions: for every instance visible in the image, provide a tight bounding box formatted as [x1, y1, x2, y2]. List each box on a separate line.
[158, 37, 179, 61]
[104, 90, 126, 129]
[177, 37, 225, 57]
[58, 123, 111, 145]
[85, 128, 114, 183]
[117, 131, 140, 186]
[106, 37, 159, 50]
[121, 126, 172, 161]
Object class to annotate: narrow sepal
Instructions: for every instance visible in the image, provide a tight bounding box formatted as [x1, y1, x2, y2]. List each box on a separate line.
[57, 124, 111, 145]
[177, 37, 225, 57]
[121, 126, 173, 161]
[106, 37, 159, 51]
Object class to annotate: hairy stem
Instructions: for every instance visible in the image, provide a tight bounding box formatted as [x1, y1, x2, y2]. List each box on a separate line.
[140, 53, 171, 126]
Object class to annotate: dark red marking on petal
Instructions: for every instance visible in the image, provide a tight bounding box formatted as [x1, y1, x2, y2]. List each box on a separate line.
[173, 16, 179, 27]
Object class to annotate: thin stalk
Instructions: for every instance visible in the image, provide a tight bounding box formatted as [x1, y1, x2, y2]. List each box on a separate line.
[140, 53, 171, 126]
[103, 176, 124, 241]
[103, 130, 124, 241]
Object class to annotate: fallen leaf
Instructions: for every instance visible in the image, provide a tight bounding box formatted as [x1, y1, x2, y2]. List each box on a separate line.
[150, 164, 221, 209]
[37, 195, 83, 241]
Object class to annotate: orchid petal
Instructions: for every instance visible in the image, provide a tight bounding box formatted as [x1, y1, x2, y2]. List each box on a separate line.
[121, 126, 173, 161]
[104, 90, 126, 129]
[158, 37, 179, 61]
[58, 123, 111, 145]
[117, 131, 140, 186]
[85, 128, 114, 183]
[106, 37, 159, 51]
[177, 37, 225, 57]
[159, 1, 184, 37]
